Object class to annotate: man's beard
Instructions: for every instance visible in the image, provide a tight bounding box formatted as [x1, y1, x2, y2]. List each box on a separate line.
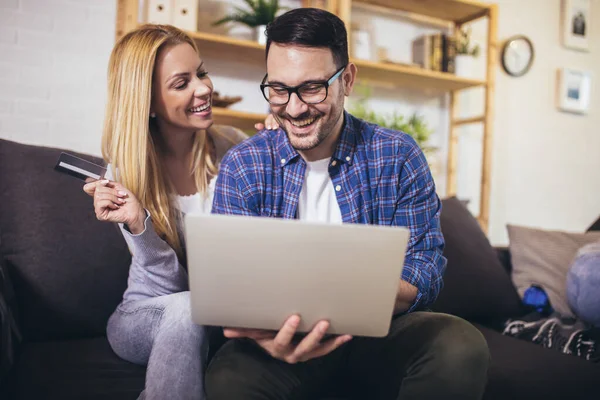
[274, 111, 327, 151]
[275, 104, 344, 152]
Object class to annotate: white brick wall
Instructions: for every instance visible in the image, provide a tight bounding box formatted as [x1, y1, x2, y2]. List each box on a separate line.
[0, 0, 116, 156]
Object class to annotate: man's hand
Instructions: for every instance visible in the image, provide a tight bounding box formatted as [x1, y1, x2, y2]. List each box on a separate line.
[394, 279, 418, 314]
[223, 315, 352, 364]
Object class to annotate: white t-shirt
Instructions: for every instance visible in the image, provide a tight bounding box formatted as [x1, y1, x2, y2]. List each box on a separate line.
[298, 158, 343, 224]
[176, 176, 217, 215]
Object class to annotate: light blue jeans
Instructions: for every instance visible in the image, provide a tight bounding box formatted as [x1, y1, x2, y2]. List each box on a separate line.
[107, 291, 209, 400]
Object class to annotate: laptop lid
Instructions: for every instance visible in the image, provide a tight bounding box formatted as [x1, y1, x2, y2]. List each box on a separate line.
[184, 214, 409, 337]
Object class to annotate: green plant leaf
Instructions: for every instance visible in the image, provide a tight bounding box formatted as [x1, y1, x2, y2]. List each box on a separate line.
[213, 0, 280, 27]
[347, 90, 432, 151]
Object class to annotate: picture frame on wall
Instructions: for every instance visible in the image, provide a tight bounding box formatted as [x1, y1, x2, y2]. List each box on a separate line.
[557, 68, 592, 114]
[561, 0, 591, 51]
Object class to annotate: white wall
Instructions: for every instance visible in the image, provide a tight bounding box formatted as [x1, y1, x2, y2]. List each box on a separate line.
[1, 0, 599, 245]
[482, 0, 600, 244]
[0, 0, 116, 156]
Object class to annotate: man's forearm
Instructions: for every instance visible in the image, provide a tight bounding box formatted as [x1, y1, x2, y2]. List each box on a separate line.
[394, 279, 418, 314]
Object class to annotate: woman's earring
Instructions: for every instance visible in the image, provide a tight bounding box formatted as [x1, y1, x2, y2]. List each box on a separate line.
[150, 112, 156, 118]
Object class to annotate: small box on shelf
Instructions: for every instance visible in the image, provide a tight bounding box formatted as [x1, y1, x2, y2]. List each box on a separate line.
[144, 0, 199, 31]
[172, 0, 199, 31]
[145, 0, 172, 25]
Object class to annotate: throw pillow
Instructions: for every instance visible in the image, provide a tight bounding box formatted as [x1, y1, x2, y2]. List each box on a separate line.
[431, 197, 523, 321]
[567, 241, 600, 326]
[507, 225, 600, 318]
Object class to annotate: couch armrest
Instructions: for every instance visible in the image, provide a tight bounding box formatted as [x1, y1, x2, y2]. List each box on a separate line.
[494, 247, 512, 275]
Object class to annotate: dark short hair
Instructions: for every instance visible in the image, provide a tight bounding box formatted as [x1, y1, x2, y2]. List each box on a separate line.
[265, 8, 349, 69]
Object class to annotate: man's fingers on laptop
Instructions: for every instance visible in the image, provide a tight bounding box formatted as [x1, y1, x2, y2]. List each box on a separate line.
[272, 315, 301, 354]
[300, 334, 352, 362]
[291, 320, 329, 361]
[247, 331, 276, 340]
[223, 328, 273, 340]
[222, 328, 249, 338]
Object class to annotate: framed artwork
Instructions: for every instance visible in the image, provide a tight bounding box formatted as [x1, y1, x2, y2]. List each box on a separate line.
[557, 68, 592, 114]
[562, 0, 591, 51]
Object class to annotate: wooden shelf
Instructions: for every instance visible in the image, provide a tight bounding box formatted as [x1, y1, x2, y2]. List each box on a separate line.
[188, 30, 264, 51]
[352, 58, 484, 91]
[187, 31, 265, 64]
[187, 31, 484, 92]
[354, 0, 490, 24]
[212, 107, 267, 132]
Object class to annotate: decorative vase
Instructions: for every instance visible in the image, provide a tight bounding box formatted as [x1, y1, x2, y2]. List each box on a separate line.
[454, 54, 474, 78]
[256, 25, 267, 45]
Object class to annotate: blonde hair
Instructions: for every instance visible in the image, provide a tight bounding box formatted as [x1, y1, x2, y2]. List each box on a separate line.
[102, 24, 218, 256]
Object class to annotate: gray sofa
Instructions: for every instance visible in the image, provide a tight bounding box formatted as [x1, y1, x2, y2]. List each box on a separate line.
[0, 138, 598, 399]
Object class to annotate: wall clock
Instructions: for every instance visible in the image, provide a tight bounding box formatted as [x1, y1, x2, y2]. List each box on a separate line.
[501, 35, 535, 77]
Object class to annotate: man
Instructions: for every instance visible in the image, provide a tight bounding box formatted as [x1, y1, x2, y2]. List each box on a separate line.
[206, 8, 489, 400]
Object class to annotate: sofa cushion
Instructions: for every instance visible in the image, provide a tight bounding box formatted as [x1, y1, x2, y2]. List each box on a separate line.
[588, 215, 600, 232]
[507, 224, 600, 317]
[0, 139, 131, 341]
[474, 323, 600, 400]
[431, 197, 523, 321]
[0, 255, 21, 387]
[10, 337, 145, 400]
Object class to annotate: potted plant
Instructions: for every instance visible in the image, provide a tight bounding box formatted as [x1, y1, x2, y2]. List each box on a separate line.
[348, 87, 433, 152]
[213, 0, 282, 45]
[455, 26, 480, 77]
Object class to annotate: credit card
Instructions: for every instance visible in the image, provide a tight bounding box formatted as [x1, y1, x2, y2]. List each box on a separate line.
[54, 152, 107, 181]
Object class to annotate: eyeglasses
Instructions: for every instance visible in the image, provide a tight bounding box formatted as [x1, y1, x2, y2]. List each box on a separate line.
[260, 65, 346, 106]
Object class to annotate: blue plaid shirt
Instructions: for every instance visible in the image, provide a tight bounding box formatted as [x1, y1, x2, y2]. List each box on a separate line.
[212, 111, 446, 312]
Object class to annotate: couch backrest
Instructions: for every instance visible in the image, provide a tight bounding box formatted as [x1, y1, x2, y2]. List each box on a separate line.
[431, 197, 524, 322]
[0, 139, 131, 341]
[588, 215, 600, 232]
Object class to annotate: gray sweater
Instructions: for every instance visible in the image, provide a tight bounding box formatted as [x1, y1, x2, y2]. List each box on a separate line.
[111, 126, 247, 304]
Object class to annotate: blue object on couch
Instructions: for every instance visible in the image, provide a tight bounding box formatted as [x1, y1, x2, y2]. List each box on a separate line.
[567, 242, 600, 327]
[522, 285, 553, 316]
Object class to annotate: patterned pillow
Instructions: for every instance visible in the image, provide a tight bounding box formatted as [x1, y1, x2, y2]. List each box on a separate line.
[507, 225, 600, 317]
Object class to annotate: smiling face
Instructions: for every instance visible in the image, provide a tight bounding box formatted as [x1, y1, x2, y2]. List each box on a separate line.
[151, 42, 213, 135]
[266, 43, 355, 159]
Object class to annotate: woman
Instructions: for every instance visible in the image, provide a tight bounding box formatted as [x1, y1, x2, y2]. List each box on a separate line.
[83, 24, 270, 400]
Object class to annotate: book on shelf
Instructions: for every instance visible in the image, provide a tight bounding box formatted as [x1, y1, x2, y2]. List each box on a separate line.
[411, 33, 457, 74]
[442, 34, 456, 74]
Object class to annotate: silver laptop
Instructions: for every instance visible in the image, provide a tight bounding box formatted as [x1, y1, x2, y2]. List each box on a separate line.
[184, 214, 410, 337]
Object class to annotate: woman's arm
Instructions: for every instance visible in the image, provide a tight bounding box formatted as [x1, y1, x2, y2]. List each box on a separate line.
[118, 214, 189, 299]
[83, 165, 189, 301]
